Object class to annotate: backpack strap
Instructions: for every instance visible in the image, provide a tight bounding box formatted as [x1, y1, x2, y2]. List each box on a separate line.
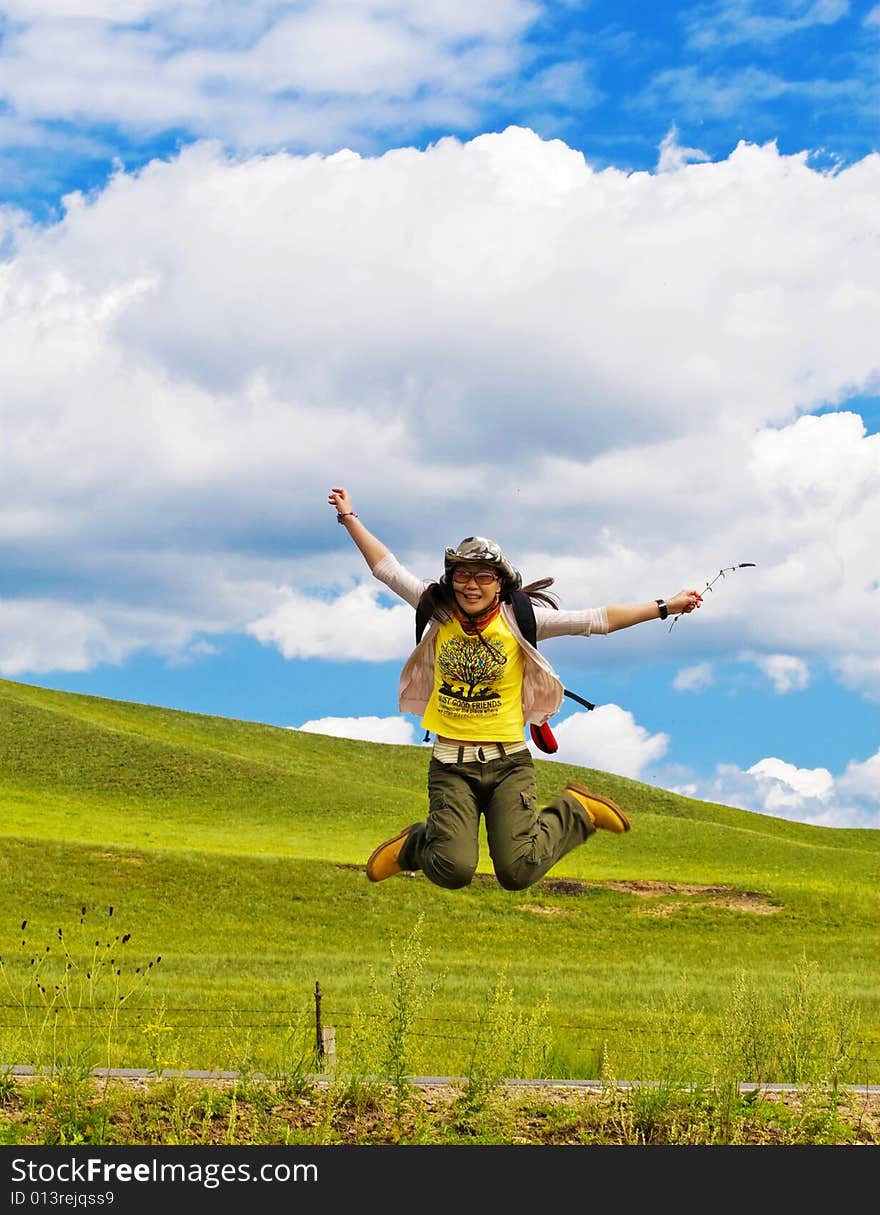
[506, 589, 537, 649]
[563, 688, 596, 711]
[415, 592, 434, 644]
[505, 589, 596, 711]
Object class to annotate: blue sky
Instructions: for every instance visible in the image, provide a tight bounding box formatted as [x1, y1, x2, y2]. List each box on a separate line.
[2, 1, 879, 828]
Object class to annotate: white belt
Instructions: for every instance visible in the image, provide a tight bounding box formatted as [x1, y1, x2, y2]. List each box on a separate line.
[432, 739, 529, 764]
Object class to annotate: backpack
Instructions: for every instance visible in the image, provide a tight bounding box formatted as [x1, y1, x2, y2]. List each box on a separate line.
[415, 589, 595, 754]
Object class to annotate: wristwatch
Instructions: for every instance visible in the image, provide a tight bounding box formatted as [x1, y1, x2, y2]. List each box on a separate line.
[656, 599, 668, 620]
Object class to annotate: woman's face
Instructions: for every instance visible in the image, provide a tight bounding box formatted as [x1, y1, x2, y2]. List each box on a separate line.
[450, 564, 500, 615]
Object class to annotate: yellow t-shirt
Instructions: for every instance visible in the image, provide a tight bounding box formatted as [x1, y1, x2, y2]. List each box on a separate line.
[421, 613, 525, 742]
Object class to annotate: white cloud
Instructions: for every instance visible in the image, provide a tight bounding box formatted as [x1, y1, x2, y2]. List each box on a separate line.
[673, 662, 715, 691]
[1, 129, 879, 705]
[837, 747, 880, 798]
[684, 1, 850, 50]
[0, 596, 210, 675]
[747, 755, 834, 804]
[749, 411, 880, 504]
[296, 714, 419, 745]
[742, 652, 811, 693]
[657, 124, 710, 172]
[0, 1, 539, 150]
[834, 655, 880, 700]
[668, 752, 878, 829]
[544, 704, 669, 779]
[0, 598, 115, 675]
[247, 585, 414, 662]
[640, 64, 858, 124]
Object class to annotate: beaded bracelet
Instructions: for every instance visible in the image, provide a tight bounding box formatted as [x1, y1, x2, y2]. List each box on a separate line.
[337, 511, 358, 524]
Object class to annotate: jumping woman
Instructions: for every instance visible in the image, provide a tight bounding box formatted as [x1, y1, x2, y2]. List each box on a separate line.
[328, 486, 702, 891]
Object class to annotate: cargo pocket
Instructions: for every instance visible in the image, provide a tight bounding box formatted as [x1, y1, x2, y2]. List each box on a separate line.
[519, 788, 537, 814]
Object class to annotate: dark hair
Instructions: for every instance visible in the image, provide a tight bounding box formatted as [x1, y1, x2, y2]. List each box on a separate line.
[416, 574, 559, 630]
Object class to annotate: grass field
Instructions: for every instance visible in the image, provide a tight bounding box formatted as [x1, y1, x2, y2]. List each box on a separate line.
[1, 674, 877, 1090]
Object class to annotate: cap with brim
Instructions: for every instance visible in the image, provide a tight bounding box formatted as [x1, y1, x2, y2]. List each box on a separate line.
[444, 536, 522, 590]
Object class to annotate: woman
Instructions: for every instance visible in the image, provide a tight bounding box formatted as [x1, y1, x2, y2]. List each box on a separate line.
[328, 486, 702, 891]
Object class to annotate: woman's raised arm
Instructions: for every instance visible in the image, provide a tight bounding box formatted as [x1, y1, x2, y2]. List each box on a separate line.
[328, 486, 390, 571]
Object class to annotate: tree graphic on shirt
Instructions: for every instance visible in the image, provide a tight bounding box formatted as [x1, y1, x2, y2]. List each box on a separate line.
[438, 635, 507, 701]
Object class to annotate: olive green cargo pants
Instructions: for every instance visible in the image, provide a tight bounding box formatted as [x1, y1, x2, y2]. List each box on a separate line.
[398, 751, 595, 891]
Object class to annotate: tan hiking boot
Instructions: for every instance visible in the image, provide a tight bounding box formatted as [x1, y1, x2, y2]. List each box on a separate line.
[365, 824, 418, 882]
[564, 782, 631, 833]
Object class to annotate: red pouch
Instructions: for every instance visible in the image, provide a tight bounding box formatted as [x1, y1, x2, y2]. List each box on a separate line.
[530, 722, 559, 754]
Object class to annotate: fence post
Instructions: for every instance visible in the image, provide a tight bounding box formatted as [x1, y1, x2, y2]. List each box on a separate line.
[321, 1025, 336, 1070]
[315, 980, 323, 1065]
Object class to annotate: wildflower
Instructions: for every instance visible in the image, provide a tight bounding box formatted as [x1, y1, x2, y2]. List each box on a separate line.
[669, 562, 757, 633]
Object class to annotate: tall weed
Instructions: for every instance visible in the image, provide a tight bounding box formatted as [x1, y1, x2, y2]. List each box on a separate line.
[351, 914, 437, 1135]
[452, 969, 551, 1132]
[776, 954, 862, 1088]
[715, 955, 863, 1088]
[0, 906, 161, 1075]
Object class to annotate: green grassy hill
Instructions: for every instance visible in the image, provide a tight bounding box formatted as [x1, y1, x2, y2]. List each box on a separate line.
[1, 676, 877, 1080]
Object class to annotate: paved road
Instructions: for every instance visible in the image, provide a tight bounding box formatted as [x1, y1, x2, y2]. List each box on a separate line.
[7, 1064, 879, 1095]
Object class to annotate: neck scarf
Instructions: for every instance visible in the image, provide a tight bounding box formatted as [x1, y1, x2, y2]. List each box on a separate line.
[453, 595, 501, 635]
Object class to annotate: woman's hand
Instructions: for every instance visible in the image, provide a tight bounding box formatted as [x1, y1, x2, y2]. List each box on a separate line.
[328, 486, 354, 516]
[327, 486, 388, 568]
[665, 589, 703, 616]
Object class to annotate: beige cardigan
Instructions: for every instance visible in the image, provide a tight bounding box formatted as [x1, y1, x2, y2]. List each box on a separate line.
[371, 553, 609, 726]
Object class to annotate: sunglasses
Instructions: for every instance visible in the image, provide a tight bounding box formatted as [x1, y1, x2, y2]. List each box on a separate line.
[451, 566, 499, 586]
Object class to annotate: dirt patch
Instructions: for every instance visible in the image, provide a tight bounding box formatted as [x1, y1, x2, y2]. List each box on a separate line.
[535, 877, 779, 914]
[535, 877, 589, 895]
[339, 865, 779, 913]
[604, 880, 779, 915]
